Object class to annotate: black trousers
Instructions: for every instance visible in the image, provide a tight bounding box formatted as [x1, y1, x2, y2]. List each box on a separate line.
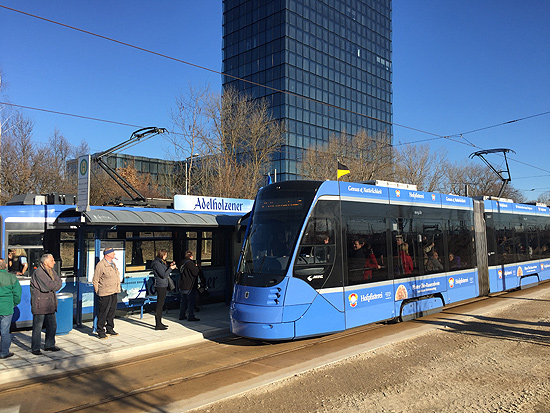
[31, 313, 56, 352]
[155, 287, 167, 326]
[97, 293, 117, 334]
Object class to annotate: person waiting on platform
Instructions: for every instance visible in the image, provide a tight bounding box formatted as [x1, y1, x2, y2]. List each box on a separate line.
[93, 248, 121, 339]
[30, 254, 62, 355]
[151, 249, 176, 330]
[179, 250, 200, 322]
[0, 258, 21, 359]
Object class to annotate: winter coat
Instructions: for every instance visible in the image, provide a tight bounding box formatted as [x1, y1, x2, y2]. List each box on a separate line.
[179, 259, 199, 291]
[151, 257, 172, 288]
[30, 264, 62, 315]
[93, 258, 121, 296]
[0, 269, 22, 316]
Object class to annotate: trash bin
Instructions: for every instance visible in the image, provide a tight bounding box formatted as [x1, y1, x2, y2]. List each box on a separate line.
[56, 292, 74, 335]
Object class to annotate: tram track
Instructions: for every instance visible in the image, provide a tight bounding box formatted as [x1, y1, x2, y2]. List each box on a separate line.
[39, 322, 391, 412]
[0, 289, 528, 412]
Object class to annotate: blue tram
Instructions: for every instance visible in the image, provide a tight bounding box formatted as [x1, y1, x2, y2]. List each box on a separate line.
[1, 194, 253, 328]
[230, 180, 550, 340]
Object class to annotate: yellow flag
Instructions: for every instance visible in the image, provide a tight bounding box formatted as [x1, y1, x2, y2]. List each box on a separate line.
[337, 161, 350, 179]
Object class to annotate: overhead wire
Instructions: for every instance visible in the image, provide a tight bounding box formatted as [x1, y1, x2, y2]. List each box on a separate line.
[0, 4, 448, 140]
[1, 4, 550, 178]
[0, 101, 142, 129]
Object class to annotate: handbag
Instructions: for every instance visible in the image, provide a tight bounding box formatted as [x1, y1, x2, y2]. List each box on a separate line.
[167, 276, 175, 291]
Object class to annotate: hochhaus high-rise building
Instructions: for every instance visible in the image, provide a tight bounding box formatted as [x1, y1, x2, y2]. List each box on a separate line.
[223, 0, 392, 181]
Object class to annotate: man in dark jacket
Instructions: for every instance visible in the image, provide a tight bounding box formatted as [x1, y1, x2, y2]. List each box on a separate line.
[0, 258, 21, 359]
[179, 250, 200, 321]
[30, 253, 62, 355]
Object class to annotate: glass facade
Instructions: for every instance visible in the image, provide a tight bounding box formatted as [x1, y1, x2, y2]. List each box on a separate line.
[223, 0, 392, 181]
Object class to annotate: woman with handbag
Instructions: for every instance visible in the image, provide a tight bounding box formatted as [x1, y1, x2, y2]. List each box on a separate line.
[151, 249, 176, 330]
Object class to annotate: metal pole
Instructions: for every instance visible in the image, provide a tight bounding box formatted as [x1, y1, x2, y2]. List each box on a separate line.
[185, 161, 188, 195]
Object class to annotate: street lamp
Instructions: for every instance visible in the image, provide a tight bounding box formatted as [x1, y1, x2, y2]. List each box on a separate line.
[185, 153, 199, 195]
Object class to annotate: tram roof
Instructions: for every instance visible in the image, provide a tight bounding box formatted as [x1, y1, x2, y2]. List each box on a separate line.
[55, 207, 242, 228]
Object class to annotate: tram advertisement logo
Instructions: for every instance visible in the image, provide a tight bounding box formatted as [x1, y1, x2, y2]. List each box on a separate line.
[348, 293, 358, 307]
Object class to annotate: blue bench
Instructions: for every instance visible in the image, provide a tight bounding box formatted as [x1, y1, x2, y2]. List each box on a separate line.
[129, 277, 157, 319]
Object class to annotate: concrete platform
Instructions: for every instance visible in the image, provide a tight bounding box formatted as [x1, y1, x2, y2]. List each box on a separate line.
[0, 303, 231, 386]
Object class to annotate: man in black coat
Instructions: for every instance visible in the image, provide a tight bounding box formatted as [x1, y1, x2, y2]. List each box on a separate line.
[178, 250, 200, 321]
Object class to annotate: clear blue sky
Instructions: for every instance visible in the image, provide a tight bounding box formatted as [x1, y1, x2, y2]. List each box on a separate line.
[1, 1, 549, 200]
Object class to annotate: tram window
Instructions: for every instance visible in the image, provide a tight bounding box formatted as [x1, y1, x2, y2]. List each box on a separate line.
[527, 223, 539, 260]
[447, 220, 474, 271]
[7, 248, 29, 276]
[293, 200, 340, 289]
[513, 218, 538, 262]
[302, 217, 335, 245]
[495, 219, 514, 264]
[8, 233, 43, 246]
[345, 216, 388, 285]
[106, 232, 118, 239]
[294, 220, 337, 288]
[539, 223, 550, 257]
[420, 221, 444, 275]
[514, 220, 528, 262]
[533, 219, 548, 258]
[392, 218, 419, 279]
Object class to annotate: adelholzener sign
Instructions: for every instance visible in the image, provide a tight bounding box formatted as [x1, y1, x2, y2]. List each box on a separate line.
[174, 195, 253, 214]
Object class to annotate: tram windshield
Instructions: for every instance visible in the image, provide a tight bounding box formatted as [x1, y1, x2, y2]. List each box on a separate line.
[236, 181, 321, 287]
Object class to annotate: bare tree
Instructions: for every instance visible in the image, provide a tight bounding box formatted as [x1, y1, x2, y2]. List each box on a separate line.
[443, 160, 525, 201]
[169, 85, 210, 194]
[169, 86, 285, 199]
[0, 112, 38, 203]
[537, 191, 550, 206]
[392, 144, 448, 192]
[35, 129, 75, 195]
[301, 130, 393, 182]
